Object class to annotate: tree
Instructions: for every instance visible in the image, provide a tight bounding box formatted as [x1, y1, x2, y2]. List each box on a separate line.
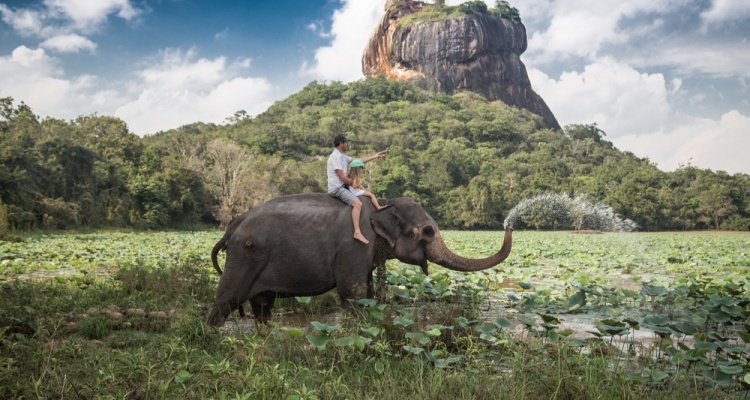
[188, 139, 268, 225]
[0, 197, 9, 238]
[459, 1, 488, 14]
[492, 1, 521, 21]
[695, 181, 736, 229]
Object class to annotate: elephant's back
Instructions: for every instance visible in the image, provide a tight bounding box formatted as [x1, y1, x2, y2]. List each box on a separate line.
[236, 193, 350, 244]
[255, 193, 345, 219]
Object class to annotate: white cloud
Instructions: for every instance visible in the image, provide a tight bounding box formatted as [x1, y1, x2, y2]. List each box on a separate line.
[518, 0, 655, 61]
[526, 9, 626, 62]
[0, 45, 121, 118]
[306, 20, 331, 38]
[0, 46, 67, 105]
[1, 0, 140, 42]
[528, 57, 750, 174]
[115, 49, 277, 135]
[215, 28, 229, 40]
[0, 44, 278, 136]
[0, 4, 46, 36]
[40, 33, 96, 53]
[137, 48, 231, 91]
[44, 0, 141, 31]
[616, 111, 750, 174]
[624, 40, 750, 79]
[303, 0, 383, 82]
[675, 110, 750, 174]
[528, 58, 671, 138]
[701, 0, 750, 27]
[669, 78, 682, 94]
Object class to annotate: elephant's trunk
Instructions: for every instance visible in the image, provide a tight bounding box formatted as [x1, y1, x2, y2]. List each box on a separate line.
[426, 227, 512, 272]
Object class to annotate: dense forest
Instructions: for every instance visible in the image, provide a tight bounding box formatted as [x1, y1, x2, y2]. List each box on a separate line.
[1, 78, 749, 234]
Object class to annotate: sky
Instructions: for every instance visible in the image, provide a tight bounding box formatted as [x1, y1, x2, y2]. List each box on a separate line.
[1, 0, 748, 175]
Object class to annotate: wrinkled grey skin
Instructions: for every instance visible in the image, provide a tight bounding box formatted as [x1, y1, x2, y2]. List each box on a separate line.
[208, 193, 512, 327]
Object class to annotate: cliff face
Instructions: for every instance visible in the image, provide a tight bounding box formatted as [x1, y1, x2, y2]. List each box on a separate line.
[363, 1, 561, 130]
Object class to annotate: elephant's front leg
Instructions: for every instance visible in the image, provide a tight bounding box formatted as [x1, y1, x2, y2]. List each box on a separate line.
[335, 262, 371, 309]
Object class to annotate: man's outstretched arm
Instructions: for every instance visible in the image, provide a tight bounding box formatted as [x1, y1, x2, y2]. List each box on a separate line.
[358, 150, 387, 164]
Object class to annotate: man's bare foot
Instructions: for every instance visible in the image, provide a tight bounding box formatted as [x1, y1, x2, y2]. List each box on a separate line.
[354, 231, 369, 244]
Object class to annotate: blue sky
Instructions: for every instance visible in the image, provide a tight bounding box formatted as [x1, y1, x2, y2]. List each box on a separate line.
[1, 0, 749, 175]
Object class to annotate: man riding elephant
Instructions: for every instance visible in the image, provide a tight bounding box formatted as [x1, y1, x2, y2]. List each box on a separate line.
[326, 133, 387, 244]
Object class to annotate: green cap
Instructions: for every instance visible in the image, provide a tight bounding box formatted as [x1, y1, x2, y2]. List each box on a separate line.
[350, 160, 365, 169]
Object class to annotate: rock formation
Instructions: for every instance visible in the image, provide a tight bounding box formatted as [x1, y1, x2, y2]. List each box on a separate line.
[362, 0, 561, 130]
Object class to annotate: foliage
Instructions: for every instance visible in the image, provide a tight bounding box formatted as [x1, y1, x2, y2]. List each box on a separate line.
[2, 77, 750, 233]
[458, 0, 488, 15]
[393, 0, 513, 27]
[491, 0, 521, 21]
[0, 198, 8, 238]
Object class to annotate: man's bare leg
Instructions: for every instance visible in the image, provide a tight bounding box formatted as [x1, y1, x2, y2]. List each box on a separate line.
[351, 200, 369, 244]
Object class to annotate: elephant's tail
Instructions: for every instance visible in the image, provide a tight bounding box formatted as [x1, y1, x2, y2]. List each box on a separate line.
[211, 238, 227, 275]
[211, 213, 250, 275]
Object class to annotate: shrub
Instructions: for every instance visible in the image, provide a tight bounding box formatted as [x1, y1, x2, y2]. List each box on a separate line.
[720, 215, 750, 231]
[459, 1, 489, 15]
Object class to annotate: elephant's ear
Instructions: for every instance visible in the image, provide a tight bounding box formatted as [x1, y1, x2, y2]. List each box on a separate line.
[371, 205, 402, 248]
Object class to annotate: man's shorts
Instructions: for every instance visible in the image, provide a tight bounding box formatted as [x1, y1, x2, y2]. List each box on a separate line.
[329, 186, 359, 205]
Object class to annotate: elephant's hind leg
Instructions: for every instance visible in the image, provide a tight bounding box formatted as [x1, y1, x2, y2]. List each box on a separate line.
[209, 270, 248, 327]
[250, 293, 276, 324]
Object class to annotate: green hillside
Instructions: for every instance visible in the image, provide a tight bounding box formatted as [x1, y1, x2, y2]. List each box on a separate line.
[2, 78, 749, 233]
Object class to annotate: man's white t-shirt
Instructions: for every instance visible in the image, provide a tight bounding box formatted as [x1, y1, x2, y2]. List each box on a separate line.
[327, 148, 352, 193]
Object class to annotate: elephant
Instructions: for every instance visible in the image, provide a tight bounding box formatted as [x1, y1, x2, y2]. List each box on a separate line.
[207, 193, 512, 327]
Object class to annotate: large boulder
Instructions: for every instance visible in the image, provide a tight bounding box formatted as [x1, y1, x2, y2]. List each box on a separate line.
[363, 0, 561, 130]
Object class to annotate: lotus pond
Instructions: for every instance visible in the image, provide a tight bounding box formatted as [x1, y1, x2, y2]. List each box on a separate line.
[1, 230, 749, 398]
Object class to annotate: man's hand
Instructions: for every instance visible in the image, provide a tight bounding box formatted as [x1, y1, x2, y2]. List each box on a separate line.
[361, 150, 388, 164]
[335, 169, 352, 185]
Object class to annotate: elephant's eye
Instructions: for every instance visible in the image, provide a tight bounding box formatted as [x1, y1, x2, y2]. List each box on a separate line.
[421, 225, 435, 239]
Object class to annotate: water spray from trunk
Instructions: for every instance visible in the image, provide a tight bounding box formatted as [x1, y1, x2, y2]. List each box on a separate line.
[504, 193, 638, 232]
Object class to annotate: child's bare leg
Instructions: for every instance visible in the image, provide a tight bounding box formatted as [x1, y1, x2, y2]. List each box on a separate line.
[366, 192, 382, 210]
[351, 199, 369, 244]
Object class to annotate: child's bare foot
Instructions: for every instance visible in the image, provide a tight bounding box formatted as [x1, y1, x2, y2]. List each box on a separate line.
[354, 231, 369, 244]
